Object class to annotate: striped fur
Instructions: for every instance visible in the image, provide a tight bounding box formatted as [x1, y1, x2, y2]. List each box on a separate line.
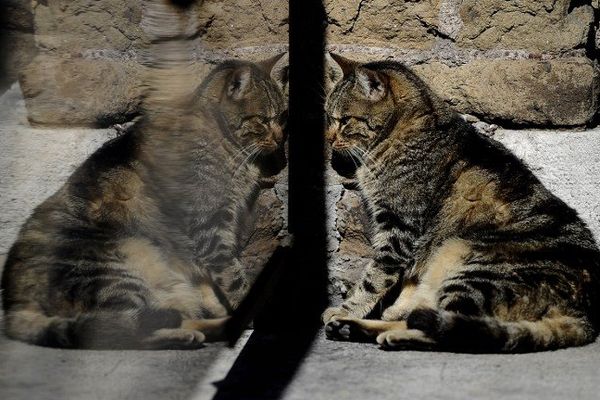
[1, 58, 287, 349]
[323, 55, 600, 353]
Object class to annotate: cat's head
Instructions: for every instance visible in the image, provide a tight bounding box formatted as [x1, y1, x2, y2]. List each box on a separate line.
[325, 54, 436, 177]
[197, 55, 288, 156]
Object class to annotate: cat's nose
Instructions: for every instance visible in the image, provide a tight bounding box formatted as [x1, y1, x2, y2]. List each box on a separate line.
[261, 138, 278, 152]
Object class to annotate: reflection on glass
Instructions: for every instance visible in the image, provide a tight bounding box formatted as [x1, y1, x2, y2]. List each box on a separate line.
[1, 0, 289, 352]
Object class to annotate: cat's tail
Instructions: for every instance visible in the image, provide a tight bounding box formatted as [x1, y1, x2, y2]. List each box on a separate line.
[3, 307, 184, 349]
[403, 308, 597, 353]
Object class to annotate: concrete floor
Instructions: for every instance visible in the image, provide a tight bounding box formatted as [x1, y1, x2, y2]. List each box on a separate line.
[1, 316, 600, 400]
[2, 83, 600, 399]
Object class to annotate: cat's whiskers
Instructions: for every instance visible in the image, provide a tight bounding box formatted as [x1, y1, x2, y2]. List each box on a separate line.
[249, 149, 262, 167]
[343, 148, 360, 172]
[351, 147, 378, 186]
[233, 143, 260, 177]
[231, 142, 259, 165]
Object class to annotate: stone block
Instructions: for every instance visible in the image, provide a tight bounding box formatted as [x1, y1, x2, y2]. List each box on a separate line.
[20, 54, 145, 127]
[325, 0, 441, 49]
[197, 0, 288, 48]
[32, 0, 146, 53]
[414, 58, 600, 127]
[458, 0, 594, 53]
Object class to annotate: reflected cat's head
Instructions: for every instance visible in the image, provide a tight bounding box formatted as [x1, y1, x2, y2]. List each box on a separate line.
[198, 55, 288, 156]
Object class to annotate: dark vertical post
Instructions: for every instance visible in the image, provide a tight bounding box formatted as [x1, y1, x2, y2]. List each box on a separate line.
[285, 0, 328, 327]
[212, 1, 327, 398]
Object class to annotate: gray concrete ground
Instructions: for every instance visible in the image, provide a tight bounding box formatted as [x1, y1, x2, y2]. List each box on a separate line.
[2, 83, 600, 399]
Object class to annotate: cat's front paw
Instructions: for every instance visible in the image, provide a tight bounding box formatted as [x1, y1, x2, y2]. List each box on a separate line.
[324, 318, 373, 342]
[322, 306, 349, 324]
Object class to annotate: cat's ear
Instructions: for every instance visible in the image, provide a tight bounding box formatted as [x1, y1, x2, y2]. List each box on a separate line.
[325, 53, 344, 88]
[258, 53, 286, 75]
[329, 53, 359, 78]
[227, 67, 253, 100]
[356, 68, 387, 102]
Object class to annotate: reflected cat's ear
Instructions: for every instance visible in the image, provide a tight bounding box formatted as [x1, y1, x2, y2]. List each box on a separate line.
[258, 53, 286, 75]
[227, 67, 253, 100]
[277, 65, 289, 89]
[356, 67, 387, 102]
[329, 53, 359, 78]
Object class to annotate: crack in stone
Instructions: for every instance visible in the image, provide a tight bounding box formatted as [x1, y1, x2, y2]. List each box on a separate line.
[326, 16, 342, 28]
[416, 15, 455, 42]
[257, 0, 277, 34]
[344, 0, 367, 34]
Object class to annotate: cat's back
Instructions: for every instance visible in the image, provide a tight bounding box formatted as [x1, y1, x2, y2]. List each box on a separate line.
[1, 131, 145, 307]
[447, 120, 599, 256]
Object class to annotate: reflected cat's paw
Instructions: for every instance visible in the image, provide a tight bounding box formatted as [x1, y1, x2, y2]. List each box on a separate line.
[142, 328, 206, 350]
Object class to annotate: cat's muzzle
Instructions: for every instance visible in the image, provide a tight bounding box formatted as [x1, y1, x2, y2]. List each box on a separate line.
[331, 150, 359, 178]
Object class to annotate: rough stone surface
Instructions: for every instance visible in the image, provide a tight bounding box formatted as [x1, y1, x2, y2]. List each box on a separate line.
[31, 0, 146, 54]
[9, 0, 289, 126]
[328, 187, 372, 298]
[197, 0, 288, 48]
[325, 0, 441, 49]
[4, 0, 600, 127]
[19, 54, 145, 127]
[15, 0, 149, 127]
[414, 58, 600, 127]
[458, 0, 595, 53]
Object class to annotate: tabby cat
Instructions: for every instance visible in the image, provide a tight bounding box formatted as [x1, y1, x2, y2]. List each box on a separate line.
[1, 56, 287, 349]
[322, 54, 600, 352]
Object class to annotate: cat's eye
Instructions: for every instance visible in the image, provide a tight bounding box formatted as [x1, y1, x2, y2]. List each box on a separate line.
[241, 115, 269, 125]
[344, 130, 369, 139]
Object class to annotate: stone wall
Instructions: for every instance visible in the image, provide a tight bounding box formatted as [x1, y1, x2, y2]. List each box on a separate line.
[2, 0, 288, 127]
[3, 1, 598, 127]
